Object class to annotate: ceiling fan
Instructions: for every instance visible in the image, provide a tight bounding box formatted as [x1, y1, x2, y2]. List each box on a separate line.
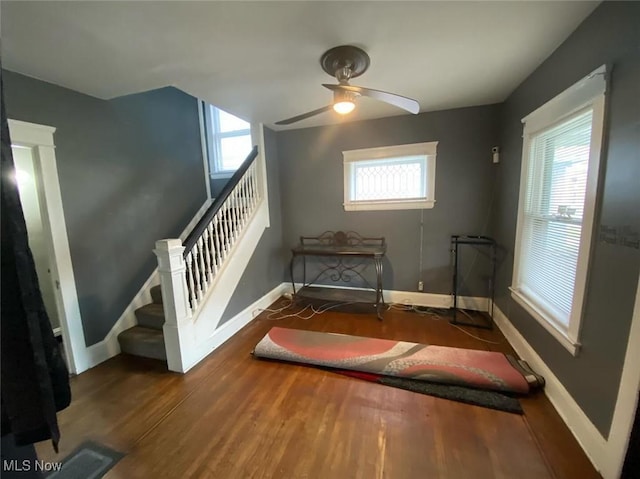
[275, 45, 420, 126]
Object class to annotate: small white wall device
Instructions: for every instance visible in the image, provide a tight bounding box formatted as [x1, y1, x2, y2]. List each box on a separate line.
[492, 146, 500, 164]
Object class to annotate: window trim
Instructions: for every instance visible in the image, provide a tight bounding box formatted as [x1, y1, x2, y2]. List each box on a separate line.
[342, 141, 438, 211]
[510, 64, 607, 356]
[204, 104, 252, 179]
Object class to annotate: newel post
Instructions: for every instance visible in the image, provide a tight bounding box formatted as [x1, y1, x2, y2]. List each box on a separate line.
[154, 239, 192, 373]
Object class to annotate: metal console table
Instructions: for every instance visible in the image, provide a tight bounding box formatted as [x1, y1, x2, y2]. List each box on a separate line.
[290, 231, 386, 320]
[450, 235, 496, 329]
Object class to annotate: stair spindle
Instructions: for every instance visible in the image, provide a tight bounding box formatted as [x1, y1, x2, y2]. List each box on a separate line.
[222, 203, 231, 258]
[233, 186, 242, 240]
[251, 164, 259, 208]
[208, 223, 218, 275]
[228, 191, 236, 243]
[193, 243, 204, 301]
[241, 176, 249, 226]
[213, 214, 223, 265]
[185, 252, 198, 310]
[201, 232, 212, 288]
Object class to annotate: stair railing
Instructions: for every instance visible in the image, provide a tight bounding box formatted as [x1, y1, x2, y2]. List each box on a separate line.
[154, 145, 262, 372]
[181, 145, 260, 314]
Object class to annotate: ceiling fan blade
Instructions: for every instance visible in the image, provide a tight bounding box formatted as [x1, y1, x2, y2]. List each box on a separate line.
[275, 105, 333, 125]
[323, 84, 420, 114]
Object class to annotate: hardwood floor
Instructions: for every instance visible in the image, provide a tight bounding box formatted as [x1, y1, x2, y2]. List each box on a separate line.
[36, 300, 602, 479]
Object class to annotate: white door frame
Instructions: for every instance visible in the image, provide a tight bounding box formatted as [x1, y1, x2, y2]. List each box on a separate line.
[8, 119, 86, 375]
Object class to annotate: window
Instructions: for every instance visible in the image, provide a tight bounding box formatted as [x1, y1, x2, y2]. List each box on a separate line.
[343, 142, 437, 211]
[511, 65, 606, 355]
[204, 105, 252, 178]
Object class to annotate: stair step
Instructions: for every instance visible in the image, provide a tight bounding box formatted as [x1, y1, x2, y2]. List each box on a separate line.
[118, 326, 166, 361]
[150, 284, 163, 304]
[135, 303, 165, 330]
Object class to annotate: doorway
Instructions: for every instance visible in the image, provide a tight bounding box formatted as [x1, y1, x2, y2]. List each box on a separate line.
[8, 119, 85, 375]
[13, 145, 61, 335]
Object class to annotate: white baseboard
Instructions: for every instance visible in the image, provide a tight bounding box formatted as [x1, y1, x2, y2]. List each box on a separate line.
[284, 283, 489, 312]
[387, 289, 489, 311]
[185, 282, 288, 372]
[81, 198, 214, 372]
[492, 305, 607, 476]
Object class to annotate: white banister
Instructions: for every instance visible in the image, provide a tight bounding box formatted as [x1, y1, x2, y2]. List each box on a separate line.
[181, 161, 261, 316]
[155, 147, 264, 372]
[154, 239, 192, 372]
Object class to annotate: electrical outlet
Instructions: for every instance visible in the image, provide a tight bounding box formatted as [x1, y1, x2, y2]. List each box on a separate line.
[418, 281, 424, 292]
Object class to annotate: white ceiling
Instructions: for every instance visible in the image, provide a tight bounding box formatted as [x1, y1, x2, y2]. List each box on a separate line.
[1, 1, 599, 130]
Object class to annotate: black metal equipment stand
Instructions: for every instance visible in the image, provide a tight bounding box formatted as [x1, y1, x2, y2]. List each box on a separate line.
[450, 235, 496, 329]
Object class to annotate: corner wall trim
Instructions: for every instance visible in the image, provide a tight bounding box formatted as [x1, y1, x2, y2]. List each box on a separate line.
[493, 305, 608, 476]
[604, 275, 640, 479]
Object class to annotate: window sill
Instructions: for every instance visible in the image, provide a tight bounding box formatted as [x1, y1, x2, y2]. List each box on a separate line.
[211, 172, 234, 180]
[509, 287, 581, 356]
[344, 199, 435, 212]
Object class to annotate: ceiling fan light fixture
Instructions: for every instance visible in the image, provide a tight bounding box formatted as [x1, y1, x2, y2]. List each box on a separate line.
[333, 90, 357, 115]
[333, 100, 356, 115]
[274, 45, 420, 125]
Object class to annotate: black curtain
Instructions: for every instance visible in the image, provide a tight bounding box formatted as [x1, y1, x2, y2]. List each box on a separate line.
[622, 403, 640, 478]
[1, 68, 70, 452]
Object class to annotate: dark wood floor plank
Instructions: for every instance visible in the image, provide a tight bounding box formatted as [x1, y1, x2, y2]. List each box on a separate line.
[36, 301, 601, 479]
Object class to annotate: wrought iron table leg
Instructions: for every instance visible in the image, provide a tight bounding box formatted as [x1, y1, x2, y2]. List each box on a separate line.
[290, 255, 297, 295]
[375, 256, 384, 320]
[302, 255, 307, 288]
[451, 237, 459, 323]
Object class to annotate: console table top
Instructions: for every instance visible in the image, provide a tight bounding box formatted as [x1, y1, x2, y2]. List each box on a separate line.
[291, 230, 386, 257]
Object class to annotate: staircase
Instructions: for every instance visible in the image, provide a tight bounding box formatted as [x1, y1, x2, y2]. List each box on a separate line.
[117, 285, 166, 361]
[114, 144, 266, 371]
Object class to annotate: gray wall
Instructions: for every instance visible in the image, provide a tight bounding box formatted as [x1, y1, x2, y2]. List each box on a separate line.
[210, 177, 228, 199]
[3, 71, 208, 345]
[491, 1, 640, 436]
[220, 127, 285, 322]
[276, 105, 500, 296]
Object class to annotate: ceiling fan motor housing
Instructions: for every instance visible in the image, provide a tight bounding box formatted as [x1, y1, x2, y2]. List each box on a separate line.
[320, 45, 371, 80]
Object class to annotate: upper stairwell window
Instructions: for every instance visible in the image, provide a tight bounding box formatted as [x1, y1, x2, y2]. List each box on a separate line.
[204, 105, 252, 179]
[510, 65, 607, 356]
[343, 142, 438, 211]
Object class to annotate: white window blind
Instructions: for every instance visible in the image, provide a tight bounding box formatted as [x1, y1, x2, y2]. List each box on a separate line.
[510, 64, 606, 355]
[519, 109, 593, 327]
